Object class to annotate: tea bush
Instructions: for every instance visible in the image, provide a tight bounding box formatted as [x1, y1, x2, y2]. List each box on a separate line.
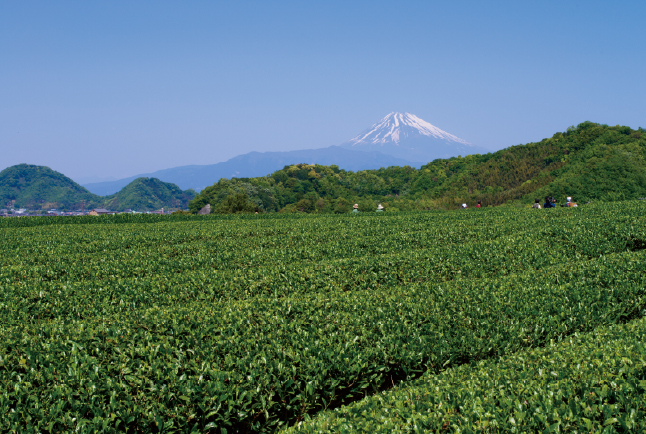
[287, 316, 646, 433]
[1, 202, 645, 432]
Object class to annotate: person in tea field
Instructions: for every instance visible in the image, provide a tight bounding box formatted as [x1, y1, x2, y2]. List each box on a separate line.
[544, 196, 555, 208]
[532, 199, 541, 209]
[476, 200, 482, 208]
[461, 203, 468, 209]
[565, 196, 578, 207]
[352, 204, 360, 213]
[376, 204, 384, 212]
[543, 196, 556, 209]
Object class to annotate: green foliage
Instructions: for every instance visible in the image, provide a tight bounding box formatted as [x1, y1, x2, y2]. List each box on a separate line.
[288, 317, 646, 433]
[1, 202, 645, 431]
[189, 177, 279, 214]
[0, 165, 197, 211]
[357, 198, 376, 212]
[102, 177, 196, 211]
[214, 192, 257, 214]
[532, 126, 646, 203]
[0, 163, 99, 209]
[189, 123, 646, 213]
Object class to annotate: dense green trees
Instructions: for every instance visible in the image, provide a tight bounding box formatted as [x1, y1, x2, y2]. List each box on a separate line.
[188, 178, 279, 214]
[103, 177, 196, 211]
[0, 164, 98, 209]
[189, 122, 646, 213]
[215, 193, 257, 213]
[0, 165, 196, 211]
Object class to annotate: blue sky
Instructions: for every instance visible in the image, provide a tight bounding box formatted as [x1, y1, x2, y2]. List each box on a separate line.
[2, 1, 645, 182]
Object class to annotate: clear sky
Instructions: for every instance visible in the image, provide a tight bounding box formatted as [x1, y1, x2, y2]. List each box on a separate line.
[2, 1, 645, 182]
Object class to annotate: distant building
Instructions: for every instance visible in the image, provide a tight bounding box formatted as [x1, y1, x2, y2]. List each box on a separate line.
[89, 208, 111, 215]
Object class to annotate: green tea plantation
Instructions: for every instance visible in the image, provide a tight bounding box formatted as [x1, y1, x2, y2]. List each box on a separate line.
[1, 202, 645, 432]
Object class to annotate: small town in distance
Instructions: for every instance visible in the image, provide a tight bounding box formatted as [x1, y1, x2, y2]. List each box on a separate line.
[0, 204, 182, 217]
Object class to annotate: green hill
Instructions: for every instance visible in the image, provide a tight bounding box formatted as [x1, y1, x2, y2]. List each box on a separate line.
[0, 165, 196, 212]
[0, 164, 100, 210]
[189, 122, 646, 213]
[103, 177, 196, 211]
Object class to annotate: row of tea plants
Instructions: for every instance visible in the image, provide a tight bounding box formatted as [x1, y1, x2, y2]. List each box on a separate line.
[1, 202, 645, 431]
[287, 315, 646, 432]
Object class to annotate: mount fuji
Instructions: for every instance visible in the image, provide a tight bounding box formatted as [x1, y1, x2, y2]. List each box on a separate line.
[340, 112, 488, 163]
[82, 112, 488, 195]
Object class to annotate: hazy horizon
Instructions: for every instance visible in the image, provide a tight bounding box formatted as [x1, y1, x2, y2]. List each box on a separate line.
[2, 1, 645, 181]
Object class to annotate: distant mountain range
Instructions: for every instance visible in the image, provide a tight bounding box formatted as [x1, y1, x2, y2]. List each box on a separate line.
[0, 164, 195, 211]
[82, 147, 422, 196]
[82, 112, 480, 195]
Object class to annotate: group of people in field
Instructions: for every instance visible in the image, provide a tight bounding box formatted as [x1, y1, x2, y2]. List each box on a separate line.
[532, 196, 578, 209]
[352, 203, 384, 213]
[460, 200, 483, 209]
[460, 197, 579, 210]
[351, 196, 579, 212]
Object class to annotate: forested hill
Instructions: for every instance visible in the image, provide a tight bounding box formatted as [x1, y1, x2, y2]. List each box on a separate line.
[0, 164, 99, 210]
[0, 164, 195, 211]
[103, 177, 196, 211]
[189, 122, 646, 213]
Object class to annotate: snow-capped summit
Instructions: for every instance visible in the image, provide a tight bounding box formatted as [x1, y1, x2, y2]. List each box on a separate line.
[341, 112, 488, 164]
[347, 112, 470, 146]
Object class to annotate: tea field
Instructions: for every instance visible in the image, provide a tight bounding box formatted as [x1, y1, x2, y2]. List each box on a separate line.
[1, 202, 645, 432]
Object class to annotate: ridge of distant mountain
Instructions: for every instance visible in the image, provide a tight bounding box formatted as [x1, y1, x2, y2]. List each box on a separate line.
[0, 164, 195, 211]
[82, 147, 423, 195]
[75, 175, 118, 185]
[341, 112, 490, 162]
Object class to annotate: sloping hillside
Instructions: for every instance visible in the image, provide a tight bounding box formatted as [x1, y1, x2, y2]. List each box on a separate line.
[102, 177, 196, 211]
[530, 124, 646, 202]
[416, 121, 646, 206]
[0, 165, 196, 211]
[0, 164, 100, 209]
[189, 122, 646, 213]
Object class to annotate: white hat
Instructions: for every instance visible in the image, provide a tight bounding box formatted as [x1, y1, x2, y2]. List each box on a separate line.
[377, 204, 384, 210]
[353, 203, 359, 209]
[462, 203, 467, 208]
[567, 197, 572, 202]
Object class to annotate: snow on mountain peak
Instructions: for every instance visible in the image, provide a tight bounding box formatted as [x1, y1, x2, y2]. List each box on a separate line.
[348, 112, 471, 146]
